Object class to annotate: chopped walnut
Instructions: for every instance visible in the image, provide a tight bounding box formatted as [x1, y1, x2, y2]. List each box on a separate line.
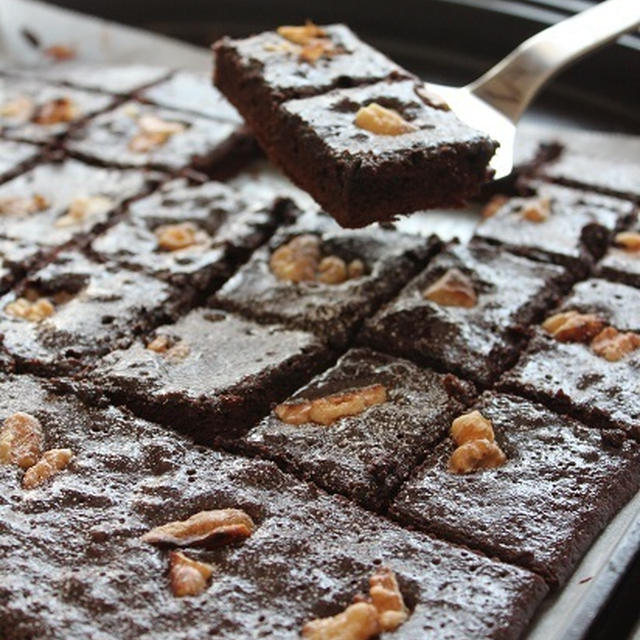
[302, 602, 381, 640]
[277, 22, 326, 45]
[165, 341, 191, 363]
[448, 439, 506, 474]
[22, 448, 73, 489]
[591, 327, 640, 362]
[369, 567, 408, 631]
[347, 259, 366, 279]
[450, 410, 494, 446]
[0, 412, 44, 469]
[155, 223, 203, 251]
[141, 508, 255, 548]
[5, 296, 55, 322]
[614, 231, 640, 252]
[542, 310, 605, 343]
[355, 103, 417, 136]
[317, 256, 348, 284]
[55, 195, 114, 228]
[0, 194, 49, 216]
[423, 268, 477, 308]
[415, 85, 450, 111]
[147, 334, 172, 353]
[44, 44, 76, 61]
[270, 234, 321, 282]
[520, 196, 551, 223]
[168, 551, 214, 597]
[275, 384, 387, 427]
[129, 114, 186, 152]
[0, 95, 35, 121]
[32, 97, 79, 125]
[481, 194, 509, 219]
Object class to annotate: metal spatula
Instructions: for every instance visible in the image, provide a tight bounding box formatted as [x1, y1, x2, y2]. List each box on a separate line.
[427, 0, 639, 180]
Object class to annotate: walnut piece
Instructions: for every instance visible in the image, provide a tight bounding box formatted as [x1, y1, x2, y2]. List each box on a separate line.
[542, 310, 605, 343]
[423, 268, 477, 308]
[270, 234, 321, 282]
[147, 334, 171, 353]
[275, 384, 388, 426]
[22, 448, 73, 489]
[0, 95, 35, 121]
[302, 602, 381, 640]
[614, 231, 640, 252]
[591, 327, 640, 362]
[448, 439, 506, 474]
[450, 410, 494, 446]
[155, 222, 201, 251]
[141, 508, 255, 548]
[5, 296, 55, 322]
[44, 44, 76, 61]
[317, 255, 348, 285]
[415, 85, 450, 111]
[129, 114, 186, 152]
[369, 567, 408, 631]
[277, 22, 326, 45]
[32, 97, 79, 125]
[481, 194, 508, 219]
[0, 194, 49, 216]
[520, 196, 551, 223]
[165, 341, 191, 363]
[168, 551, 214, 597]
[0, 412, 44, 469]
[55, 195, 114, 228]
[355, 103, 417, 136]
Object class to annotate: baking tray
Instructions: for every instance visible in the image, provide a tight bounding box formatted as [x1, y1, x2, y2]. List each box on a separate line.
[0, 1, 638, 638]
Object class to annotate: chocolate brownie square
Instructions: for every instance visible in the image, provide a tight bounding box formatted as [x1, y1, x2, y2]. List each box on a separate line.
[597, 217, 640, 288]
[499, 279, 640, 439]
[0, 251, 184, 375]
[214, 208, 437, 347]
[360, 242, 572, 386]
[0, 158, 157, 248]
[65, 101, 255, 176]
[244, 347, 475, 510]
[0, 139, 40, 184]
[139, 70, 242, 123]
[390, 392, 640, 587]
[0, 374, 547, 640]
[474, 182, 635, 276]
[0, 76, 113, 143]
[90, 308, 333, 445]
[90, 178, 287, 291]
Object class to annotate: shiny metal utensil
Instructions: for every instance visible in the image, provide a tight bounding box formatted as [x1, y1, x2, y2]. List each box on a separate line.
[427, 0, 640, 179]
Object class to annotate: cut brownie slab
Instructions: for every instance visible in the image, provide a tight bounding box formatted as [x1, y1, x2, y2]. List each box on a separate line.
[90, 308, 333, 445]
[0, 76, 113, 144]
[360, 242, 572, 386]
[0, 158, 157, 248]
[215, 208, 437, 347]
[597, 218, 640, 289]
[474, 182, 635, 276]
[65, 101, 255, 177]
[244, 347, 475, 510]
[0, 139, 40, 184]
[390, 392, 640, 587]
[0, 251, 185, 375]
[90, 178, 288, 292]
[0, 374, 547, 640]
[139, 70, 242, 123]
[499, 278, 640, 439]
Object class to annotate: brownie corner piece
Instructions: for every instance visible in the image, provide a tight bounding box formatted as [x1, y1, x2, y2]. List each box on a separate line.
[390, 392, 640, 587]
[90, 308, 334, 444]
[360, 241, 571, 386]
[243, 347, 476, 510]
[214, 208, 438, 347]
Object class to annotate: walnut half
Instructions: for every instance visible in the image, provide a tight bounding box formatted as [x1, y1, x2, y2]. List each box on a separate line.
[369, 567, 409, 631]
[0, 412, 44, 469]
[141, 508, 255, 548]
[423, 268, 477, 308]
[355, 103, 417, 136]
[542, 310, 605, 343]
[5, 296, 55, 322]
[22, 448, 73, 489]
[591, 326, 640, 362]
[448, 439, 506, 474]
[302, 602, 381, 640]
[168, 551, 214, 597]
[450, 410, 494, 446]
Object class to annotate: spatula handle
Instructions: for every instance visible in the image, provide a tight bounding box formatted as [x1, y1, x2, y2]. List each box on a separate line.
[468, 0, 640, 123]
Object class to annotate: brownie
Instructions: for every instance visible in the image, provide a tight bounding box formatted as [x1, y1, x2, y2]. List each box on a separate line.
[65, 101, 255, 176]
[360, 242, 572, 386]
[0, 76, 113, 143]
[90, 178, 287, 291]
[390, 393, 640, 587]
[0, 158, 157, 248]
[0, 251, 185, 375]
[218, 70, 497, 227]
[0, 139, 40, 184]
[244, 347, 475, 510]
[597, 217, 640, 288]
[215, 208, 437, 347]
[90, 308, 334, 445]
[139, 70, 242, 123]
[0, 374, 547, 640]
[474, 182, 635, 276]
[499, 279, 640, 439]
